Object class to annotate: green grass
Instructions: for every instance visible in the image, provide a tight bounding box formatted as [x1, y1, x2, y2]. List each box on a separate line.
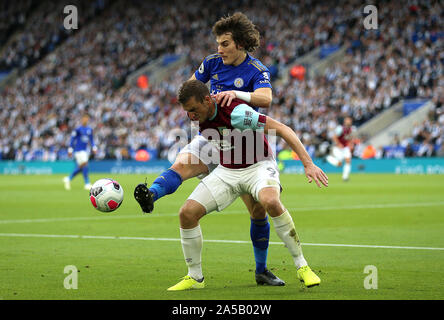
[0, 173, 443, 300]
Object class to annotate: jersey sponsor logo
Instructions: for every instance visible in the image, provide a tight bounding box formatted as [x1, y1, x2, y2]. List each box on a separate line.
[262, 72, 270, 80]
[198, 63, 204, 74]
[234, 77, 244, 88]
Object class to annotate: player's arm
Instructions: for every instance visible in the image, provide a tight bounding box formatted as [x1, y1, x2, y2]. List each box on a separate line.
[188, 73, 197, 81]
[230, 104, 327, 187]
[68, 130, 76, 157]
[215, 68, 273, 108]
[264, 117, 328, 188]
[214, 87, 272, 108]
[89, 130, 98, 154]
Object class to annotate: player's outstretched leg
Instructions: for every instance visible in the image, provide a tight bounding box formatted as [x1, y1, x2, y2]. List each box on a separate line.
[326, 155, 340, 167]
[342, 159, 351, 181]
[134, 152, 208, 213]
[134, 182, 154, 213]
[134, 168, 182, 213]
[63, 165, 82, 190]
[81, 164, 92, 190]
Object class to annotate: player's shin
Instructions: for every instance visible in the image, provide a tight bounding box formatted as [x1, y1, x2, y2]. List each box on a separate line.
[81, 165, 90, 184]
[326, 155, 340, 167]
[69, 166, 82, 180]
[271, 210, 307, 269]
[180, 225, 204, 281]
[149, 169, 183, 201]
[343, 162, 351, 180]
[250, 217, 270, 274]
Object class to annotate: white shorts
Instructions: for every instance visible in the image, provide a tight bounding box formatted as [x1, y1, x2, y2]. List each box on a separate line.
[178, 135, 220, 179]
[74, 151, 89, 166]
[332, 146, 351, 162]
[188, 159, 281, 213]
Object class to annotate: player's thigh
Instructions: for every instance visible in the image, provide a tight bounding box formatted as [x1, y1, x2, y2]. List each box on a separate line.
[179, 198, 207, 228]
[174, 136, 219, 180]
[187, 181, 218, 215]
[171, 152, 208, 181]
[198, 167, 240, 212]
[74, 151, 88, 166]
[245, 160, 281, 201]
[343, 147, 352, 162]
[257, 187, 285, 217]
[332, 146, 345, 162]
[240, 194, 267, 220]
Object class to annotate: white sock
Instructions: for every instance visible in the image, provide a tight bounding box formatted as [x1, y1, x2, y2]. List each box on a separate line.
[343, 163, 351, 180]
[180, 225, 203, 280]
[271, 210, 307, 269]
[326, 155, 340, 167]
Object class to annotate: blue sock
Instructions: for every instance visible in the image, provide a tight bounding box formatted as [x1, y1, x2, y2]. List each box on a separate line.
[149, 169, 183, 202]
[69, 166, 82, 180]
[250, 217, 270, 274]
[82, 165, 90, 184]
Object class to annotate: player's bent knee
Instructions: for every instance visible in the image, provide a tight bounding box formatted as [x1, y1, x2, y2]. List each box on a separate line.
[258, 188, 284, 217]
[251, 203, 267, 220]
[179, 200, 206, 228]
[171, 154, 208, 181]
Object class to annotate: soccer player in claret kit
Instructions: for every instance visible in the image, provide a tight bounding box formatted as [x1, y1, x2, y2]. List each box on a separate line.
[326, 116, 355, 181]
[135, 13, 284, 285]
[63, 114, 97, 191]
[166, 80, 328, 291]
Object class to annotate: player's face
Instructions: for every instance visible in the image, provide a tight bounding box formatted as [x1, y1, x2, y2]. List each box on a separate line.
[216, 32, 245, 66]
[344, 117, 352, 127]
[81, 116, 89, 126]
[182, 96, 212, 123]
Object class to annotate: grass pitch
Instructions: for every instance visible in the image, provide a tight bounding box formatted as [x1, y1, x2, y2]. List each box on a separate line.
[0, 173, 443, 300]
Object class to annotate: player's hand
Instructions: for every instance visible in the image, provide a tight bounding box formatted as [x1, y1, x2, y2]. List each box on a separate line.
[212, 91, 236, 107]
[304, 162, 328, 188]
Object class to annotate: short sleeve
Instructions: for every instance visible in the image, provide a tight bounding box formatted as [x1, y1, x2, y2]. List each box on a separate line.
[194, 58, 211, 84]
[230, 104, 266, 131]
[252, 70, 272, 91]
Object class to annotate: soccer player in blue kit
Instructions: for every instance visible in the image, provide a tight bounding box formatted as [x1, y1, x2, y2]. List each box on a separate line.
[64, 114, 97, 191]
[135, 13, 283, 285]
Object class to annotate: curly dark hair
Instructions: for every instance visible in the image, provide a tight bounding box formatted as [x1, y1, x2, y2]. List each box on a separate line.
[212, 12, 260, 52]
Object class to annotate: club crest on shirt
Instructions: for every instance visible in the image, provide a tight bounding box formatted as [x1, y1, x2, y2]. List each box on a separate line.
[234, 77, 244, 88]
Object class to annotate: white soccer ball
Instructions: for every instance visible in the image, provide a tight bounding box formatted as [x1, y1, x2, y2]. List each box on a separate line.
[89, 178, 124, 212]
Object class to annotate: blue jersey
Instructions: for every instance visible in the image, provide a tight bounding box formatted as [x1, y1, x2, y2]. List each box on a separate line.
[194, 53, 272, 111]
[69, 126, 95, 152]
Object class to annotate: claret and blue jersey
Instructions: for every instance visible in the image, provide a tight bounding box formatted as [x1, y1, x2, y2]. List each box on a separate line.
[194, 53, 272, 111]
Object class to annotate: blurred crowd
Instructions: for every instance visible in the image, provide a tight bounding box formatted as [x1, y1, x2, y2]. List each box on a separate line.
[0, 0, 443, 162]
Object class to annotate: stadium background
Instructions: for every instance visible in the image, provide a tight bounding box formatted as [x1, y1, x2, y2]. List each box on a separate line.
[0, 0, 443, 301]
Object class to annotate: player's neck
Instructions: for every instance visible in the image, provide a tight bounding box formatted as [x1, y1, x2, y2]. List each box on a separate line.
[231, 52, 247, 67]
[208, 99, 218, 121]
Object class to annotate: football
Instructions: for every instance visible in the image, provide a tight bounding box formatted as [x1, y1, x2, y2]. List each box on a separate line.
[89, 178, 124, 212]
